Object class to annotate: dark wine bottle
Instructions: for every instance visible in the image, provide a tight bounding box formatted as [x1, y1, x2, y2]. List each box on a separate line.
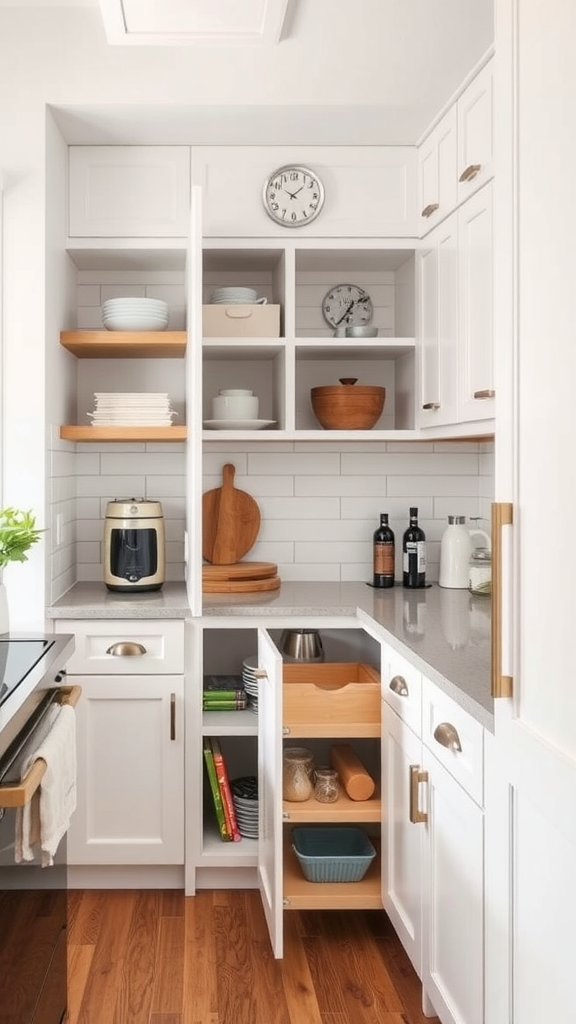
[402, 506, 426, 588]
[373, 512, 395, 588]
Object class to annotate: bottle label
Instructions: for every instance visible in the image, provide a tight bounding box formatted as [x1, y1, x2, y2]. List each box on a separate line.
[374, 542, 394, 575]
[403, 542, 426, 573]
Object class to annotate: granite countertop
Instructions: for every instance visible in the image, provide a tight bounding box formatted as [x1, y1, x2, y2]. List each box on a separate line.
[48, 579, 493, 729]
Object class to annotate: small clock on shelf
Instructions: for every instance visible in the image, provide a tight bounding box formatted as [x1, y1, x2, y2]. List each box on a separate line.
[322, 283, 374, 330]
[262, 164, 324, 227]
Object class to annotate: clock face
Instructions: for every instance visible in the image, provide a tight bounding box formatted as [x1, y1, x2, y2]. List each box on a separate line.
[263, 165, 324, 227]
[322, 284, 374, 329]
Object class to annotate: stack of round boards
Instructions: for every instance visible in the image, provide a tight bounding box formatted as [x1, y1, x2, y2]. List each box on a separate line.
[202, 561, 280, 593]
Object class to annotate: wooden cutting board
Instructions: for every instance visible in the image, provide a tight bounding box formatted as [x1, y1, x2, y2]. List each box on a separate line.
[202, 561, 277, 582]
[202, 463, 261, 565]
[202, 575, 281, 593]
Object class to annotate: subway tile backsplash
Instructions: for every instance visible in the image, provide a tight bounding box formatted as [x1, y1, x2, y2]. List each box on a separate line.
[49, 429, 494, 601]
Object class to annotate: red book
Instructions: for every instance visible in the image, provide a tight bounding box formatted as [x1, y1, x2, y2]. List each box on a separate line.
[209, 737, 241, 842]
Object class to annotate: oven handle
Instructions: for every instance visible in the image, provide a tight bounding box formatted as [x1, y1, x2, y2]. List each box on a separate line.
[0, 685, 82, 809]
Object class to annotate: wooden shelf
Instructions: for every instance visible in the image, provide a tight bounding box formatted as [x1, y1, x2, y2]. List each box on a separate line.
[60, 425, 187, 442]
[283, 786, 381, 823]
[60, 330, 186, 358]
[283, 835, 381, 910]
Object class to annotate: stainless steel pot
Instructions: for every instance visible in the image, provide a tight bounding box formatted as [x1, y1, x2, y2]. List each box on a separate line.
[278, 629, 325, 662]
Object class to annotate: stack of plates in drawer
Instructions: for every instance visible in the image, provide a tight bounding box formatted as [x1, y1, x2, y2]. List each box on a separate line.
[102, 297, 169, 331]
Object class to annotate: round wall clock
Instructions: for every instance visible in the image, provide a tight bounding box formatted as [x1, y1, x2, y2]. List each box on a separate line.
[322, 283, 374, 329]
[262, 165, 324, 227]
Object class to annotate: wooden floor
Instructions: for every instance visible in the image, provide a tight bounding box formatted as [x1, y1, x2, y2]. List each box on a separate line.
[68, 889, 439, 1024]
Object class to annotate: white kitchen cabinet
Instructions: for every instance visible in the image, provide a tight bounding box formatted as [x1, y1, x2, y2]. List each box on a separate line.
[196, 623, 382, 959]
[417, 107, 458, 235]
[68, 146, 191, 238]
[456, 60, 494, 204]
[191, 145, 417, 238]
[457, 183, 494, 422]
[416, 183, 494, 429]
[54, 619, 185, 866]
[416, 214, 459, 428]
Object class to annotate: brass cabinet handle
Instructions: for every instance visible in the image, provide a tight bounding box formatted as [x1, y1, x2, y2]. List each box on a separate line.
[409, 765, 428, 823]
[422, 202, 439, 218]
[473, 389, 496, 400]
[253, 668, 268, 679]
[459, 163, 482, 182]
[106, 641, 147, 657]
[389, 674, 409, 697]
[170, 693, 176, 741]
[422, 402, 441, 410]
[433, 722, 462, 752]
[491, 502, 514, 698]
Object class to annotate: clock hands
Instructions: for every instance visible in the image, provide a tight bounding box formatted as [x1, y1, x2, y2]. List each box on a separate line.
[335, 301, 354, 326]
[285, 186, 304, 200]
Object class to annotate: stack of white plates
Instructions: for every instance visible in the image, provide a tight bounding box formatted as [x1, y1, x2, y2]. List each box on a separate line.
[242, 654, 260, 714]
[102, 297, 169, 332]
[209, 287, 260, 305]
[87, 392, 178, 427]
[231, 776, 259, 839]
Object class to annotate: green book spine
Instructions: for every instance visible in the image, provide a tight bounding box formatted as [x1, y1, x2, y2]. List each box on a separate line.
[203, 740, 231, 842]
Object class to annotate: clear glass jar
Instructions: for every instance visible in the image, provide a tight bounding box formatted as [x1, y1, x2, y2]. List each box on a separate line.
[282, 747, 314, 801]
[468, 547, 492, 595]
[313, 767, 339, 803]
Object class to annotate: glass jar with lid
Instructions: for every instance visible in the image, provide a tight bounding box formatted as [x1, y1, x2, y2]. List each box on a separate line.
[313, 767, 340, 803]
[282, 747, 315, 801]
[468, 547, 492, 595]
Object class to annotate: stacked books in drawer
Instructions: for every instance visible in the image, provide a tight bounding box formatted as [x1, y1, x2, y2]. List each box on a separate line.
[203, 674, 247, 711]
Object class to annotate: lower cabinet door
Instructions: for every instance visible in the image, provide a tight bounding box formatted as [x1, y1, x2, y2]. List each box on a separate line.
[381, 702, 424, 978]
[422, 748, 484, 1024]
[68, 675, 184, 865]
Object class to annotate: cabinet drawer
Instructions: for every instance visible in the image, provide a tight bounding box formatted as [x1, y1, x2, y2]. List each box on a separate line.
[283, 662, 380, 737]
[54, 619, 185, 675]
[381, 647, 422, 734]
[422, 676, 484, 805]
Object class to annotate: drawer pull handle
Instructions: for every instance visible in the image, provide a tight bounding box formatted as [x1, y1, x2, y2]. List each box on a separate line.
[422, 202, 439, 218]
[422, 402, 441, 411]
[433, 722, 462, 752]
[106, 642, 147, 657]
[253, 669, 268, 679]
[170, 693, 176, 741]
[473, 388, 496, 400]
[389, 675, 409, 697]
[409, 765, 428, 823]
[459, 162, 482, 182]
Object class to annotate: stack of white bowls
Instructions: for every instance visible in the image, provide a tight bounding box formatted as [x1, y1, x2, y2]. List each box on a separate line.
[209, 287, 266, 305]
[102, 297, 169, 332]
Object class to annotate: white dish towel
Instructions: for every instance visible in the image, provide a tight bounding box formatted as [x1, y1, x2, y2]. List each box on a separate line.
[15, 703, 77, 867]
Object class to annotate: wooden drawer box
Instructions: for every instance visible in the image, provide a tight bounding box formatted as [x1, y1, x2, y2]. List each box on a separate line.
[283, 662, 380, 737]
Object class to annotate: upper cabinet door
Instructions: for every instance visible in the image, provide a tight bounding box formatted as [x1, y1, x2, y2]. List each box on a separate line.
[457, 60, 494, 204]
[458, 183, 494, 422]
[191, 146, 417, 238]
[418, 106, 458, 235]
[68, 146, 191, 237]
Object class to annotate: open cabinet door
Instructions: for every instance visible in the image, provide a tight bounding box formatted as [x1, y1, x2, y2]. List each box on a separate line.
[257, 628, 283, 958]
[185, 185, 203, 617]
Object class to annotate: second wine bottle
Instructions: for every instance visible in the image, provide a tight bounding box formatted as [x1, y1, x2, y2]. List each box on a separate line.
[403, 506, 426, 588]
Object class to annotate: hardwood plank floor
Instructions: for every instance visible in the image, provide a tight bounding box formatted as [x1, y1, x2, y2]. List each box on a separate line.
[68, 890, 439, 1024]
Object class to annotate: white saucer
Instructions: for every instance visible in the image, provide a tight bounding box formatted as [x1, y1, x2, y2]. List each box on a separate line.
[203, 419, 276, 430]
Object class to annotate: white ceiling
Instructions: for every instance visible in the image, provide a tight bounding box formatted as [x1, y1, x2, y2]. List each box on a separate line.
[0, 0, 494, 146]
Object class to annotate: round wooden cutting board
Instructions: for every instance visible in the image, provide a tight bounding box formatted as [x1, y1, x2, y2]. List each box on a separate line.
[202, 463, 261, 565]
[202, 560, 280, 593]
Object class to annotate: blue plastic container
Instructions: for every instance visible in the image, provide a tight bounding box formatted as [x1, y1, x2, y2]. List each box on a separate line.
[291, 826, 376, 883]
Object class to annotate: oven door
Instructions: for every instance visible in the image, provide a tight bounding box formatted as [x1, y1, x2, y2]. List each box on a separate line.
[0, 683, 80, 1024]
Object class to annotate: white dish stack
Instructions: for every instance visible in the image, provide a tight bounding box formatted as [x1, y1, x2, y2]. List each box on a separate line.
[102, 297, 169, 332]
[88, 393, 178, 427]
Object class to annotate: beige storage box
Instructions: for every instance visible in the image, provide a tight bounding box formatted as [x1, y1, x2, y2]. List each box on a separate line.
[283, 662, 381, 737]
[203, 303, 281, 338]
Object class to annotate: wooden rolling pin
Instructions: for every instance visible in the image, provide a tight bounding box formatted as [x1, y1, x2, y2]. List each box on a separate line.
[329, 743, 375, 801]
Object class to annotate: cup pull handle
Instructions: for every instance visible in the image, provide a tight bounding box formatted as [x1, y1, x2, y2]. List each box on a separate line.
[389, 675, 409, 697]
[422, 202, 439, 218]
[459, 163, 482, 182]
[433, 722, 462, 752]
[473, 389, 496, 400]
[422, 402, 441, 410]
[106, 642, 147, 656]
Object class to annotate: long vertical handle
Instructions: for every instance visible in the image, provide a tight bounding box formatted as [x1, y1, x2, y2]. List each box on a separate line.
[491, 502, 514, 698]
[170, 693, 176, 741]
[409, 765, 428, 824]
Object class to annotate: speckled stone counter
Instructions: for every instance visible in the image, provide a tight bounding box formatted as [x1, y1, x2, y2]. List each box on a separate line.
[47, 580, 493, 729]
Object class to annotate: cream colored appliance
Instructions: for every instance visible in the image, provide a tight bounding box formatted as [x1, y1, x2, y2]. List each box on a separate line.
[103, 499, 165, 592]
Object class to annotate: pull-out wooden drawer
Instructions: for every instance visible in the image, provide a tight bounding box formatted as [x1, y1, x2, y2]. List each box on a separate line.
[283, 662, 380, 738]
